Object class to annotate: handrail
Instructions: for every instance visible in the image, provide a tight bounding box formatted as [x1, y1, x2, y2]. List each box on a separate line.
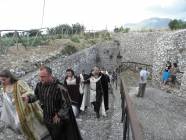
[120, 76, 143, 140]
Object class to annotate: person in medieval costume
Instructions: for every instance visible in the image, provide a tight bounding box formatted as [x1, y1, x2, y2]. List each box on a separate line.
[64, 69, 81, 117]
[89, 66, 106, 118]
[22, 66, 82, 140]
[0, 70, 49, 140]
[80, 70, 90, 112]
[100, 68, 110, 111]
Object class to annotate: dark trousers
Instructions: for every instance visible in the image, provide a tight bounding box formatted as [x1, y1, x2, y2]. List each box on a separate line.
[104, 90, 109, 110]
[45, 122, 64, 140]
[137, 83, 146, 97]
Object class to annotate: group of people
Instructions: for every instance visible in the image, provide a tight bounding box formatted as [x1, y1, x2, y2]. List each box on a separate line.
[162, 61, 179, 86]
[64, 66, 111, 119]
[0, 65, 113, 140]
[136, 61, 179, 98]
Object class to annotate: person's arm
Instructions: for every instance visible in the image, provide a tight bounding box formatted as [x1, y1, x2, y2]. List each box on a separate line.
[140, 72, 144, 81]
[18, 80, 38, 103]
[28, 84, 39, 103]
[107, 75, 110, 83]
[63, 77, 67, 88]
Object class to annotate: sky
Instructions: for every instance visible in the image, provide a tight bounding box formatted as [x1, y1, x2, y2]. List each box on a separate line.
[0, 0, 185, 30]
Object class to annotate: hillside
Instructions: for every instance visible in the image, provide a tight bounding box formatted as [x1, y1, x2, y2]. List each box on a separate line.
[125, 17, 171, 30]
[0, 35, 110, 76]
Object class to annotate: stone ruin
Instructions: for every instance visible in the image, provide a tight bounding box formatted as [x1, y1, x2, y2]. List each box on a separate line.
[3, 29, 185, 98]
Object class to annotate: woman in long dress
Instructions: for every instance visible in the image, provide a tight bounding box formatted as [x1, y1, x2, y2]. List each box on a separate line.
[80, 70, 90, 112]
[0, 70, 49, 140]
[89, 67, 107, 118]
[64, 69, 81, 117]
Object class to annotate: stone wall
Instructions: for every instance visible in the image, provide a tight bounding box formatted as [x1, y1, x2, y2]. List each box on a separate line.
[96, 41, 120, 72]
[23, 46, 98, 88]
[113, 32, 165, 65]
[20, 30, 186, 97]
[152, 29, 186, 97]
[93, 32, 164, 71]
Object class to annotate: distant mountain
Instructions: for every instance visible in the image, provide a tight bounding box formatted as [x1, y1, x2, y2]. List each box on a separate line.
[125, 17, 171, 30]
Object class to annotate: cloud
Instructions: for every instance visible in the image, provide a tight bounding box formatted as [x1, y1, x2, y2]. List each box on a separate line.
[0, 0, 185, 30]
[146, 0, 186, 19]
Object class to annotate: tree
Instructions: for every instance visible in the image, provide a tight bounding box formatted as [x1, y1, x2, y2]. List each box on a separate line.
[28, 29, 41, 37]
[168, 19, 186, 30]
[114, 26, 130, 33]
[72, 23, 85, 34]
[3, 32, 15, 37]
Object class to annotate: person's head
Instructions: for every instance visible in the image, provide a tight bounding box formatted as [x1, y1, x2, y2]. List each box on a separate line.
[92, 66, 100, 76]
[39, 66, 53, 84]
[0, 70, 18, 86]
[66, 69, 75, 78]
[101, 67, 106, 74]
[173, 63, 177, 68]
[165, 67, 169, 72]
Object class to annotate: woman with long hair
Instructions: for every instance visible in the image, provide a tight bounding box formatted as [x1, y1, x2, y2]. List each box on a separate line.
[0, 70, 49, 140]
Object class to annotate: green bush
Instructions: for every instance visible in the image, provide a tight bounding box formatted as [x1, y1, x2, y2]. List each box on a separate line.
[70, 36, 80, 43]
[87, 39, 97, 45]
[0, 37, 15, 47]
[62, 44, 77, 55]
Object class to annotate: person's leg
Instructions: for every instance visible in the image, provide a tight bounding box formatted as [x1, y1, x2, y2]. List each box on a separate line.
[115, 79, 118, 89]
[45, 123, 64, 140]
[95, 95, 102, 118]
[104, 90, 109, 111]
[141, 83, 146, 97]
[137, 83, 142, 97]
[91, 101, 96, 112]
[100, 96, 107, 117]
[80, 93, 86, 111]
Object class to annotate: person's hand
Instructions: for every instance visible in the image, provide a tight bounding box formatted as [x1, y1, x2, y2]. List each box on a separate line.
[53, 114, 60, 124]
[21, 94, 29, 103]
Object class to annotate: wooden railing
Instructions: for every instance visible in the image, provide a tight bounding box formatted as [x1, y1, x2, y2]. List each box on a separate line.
[120, 76, 143, 140]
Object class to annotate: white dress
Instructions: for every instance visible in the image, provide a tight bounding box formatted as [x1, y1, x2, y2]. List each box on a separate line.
[0, 87, 20, 132]
[80, 74, 90, 111]
[90, 76, 107, 117]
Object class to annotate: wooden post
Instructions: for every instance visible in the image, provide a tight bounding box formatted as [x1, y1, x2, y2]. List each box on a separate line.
[15, 31, 19, 50]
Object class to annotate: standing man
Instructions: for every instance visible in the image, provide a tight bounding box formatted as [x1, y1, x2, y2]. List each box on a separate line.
[111, 70, 118, 89]
[101, 68, 110, 111]
[137, 67, 149, 97]
[22, 66, 82, 140]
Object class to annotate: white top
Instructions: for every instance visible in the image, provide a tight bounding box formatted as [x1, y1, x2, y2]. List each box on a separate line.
[139, 70, 149, 84]
[89, 76, 101, 102]
[66, 77, 76, 85]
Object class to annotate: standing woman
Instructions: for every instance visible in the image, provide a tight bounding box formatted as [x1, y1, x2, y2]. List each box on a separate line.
[80, 70, 90, 112]
[0, 70, 49, 140]
[89, 67, 106, 118]
[64, 69, 81, 117]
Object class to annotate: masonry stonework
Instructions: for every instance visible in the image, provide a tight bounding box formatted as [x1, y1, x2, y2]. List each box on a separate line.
[20, 30, 186, 97]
